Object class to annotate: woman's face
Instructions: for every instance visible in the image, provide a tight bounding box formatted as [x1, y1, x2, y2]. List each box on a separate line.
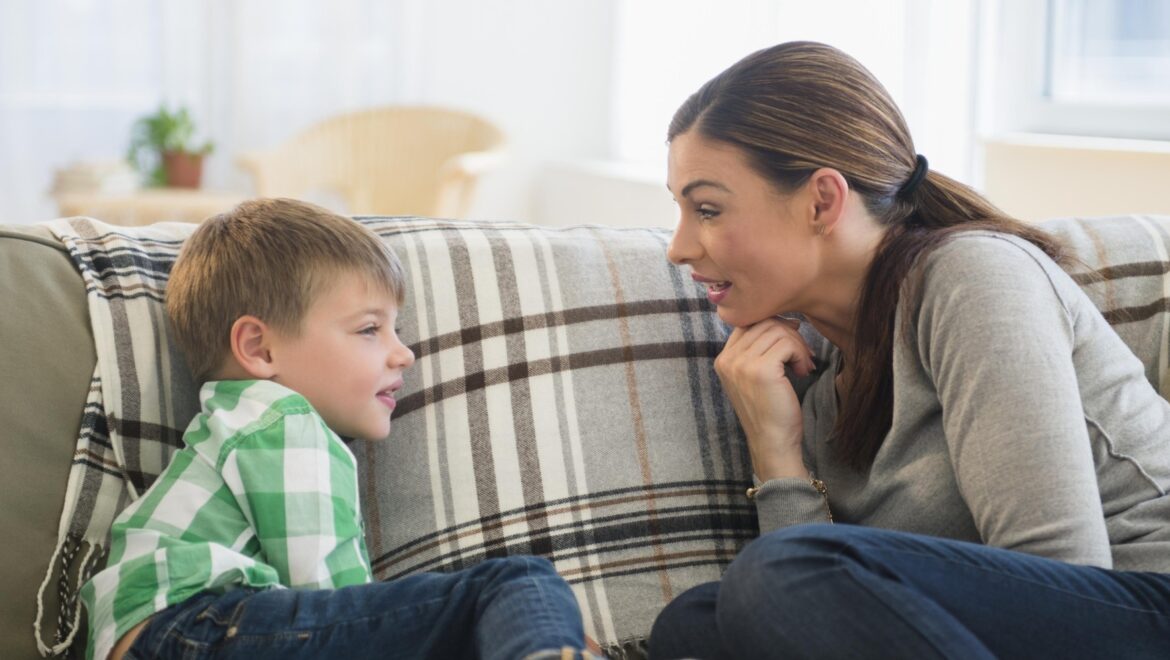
[666, 130, 820, 328]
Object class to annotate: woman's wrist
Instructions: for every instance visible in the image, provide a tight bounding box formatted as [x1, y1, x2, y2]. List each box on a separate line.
[747, 432, 808, 482]
[752, 463, 811, 483]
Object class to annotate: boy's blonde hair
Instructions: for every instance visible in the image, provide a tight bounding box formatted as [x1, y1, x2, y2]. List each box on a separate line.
[166, 197, 405, 383]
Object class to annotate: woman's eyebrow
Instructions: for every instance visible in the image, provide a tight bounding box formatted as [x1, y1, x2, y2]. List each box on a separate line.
[678, 179, 731, 198]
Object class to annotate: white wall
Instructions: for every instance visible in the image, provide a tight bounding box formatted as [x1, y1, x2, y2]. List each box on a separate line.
[399, 0, 618, 224]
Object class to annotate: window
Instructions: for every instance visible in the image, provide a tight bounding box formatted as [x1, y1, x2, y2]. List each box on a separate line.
[986, 0, 1170, 140]
[1048, 0, 1170, 105]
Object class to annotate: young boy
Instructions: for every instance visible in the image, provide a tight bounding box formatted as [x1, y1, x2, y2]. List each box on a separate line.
[80, 198, 594, 660]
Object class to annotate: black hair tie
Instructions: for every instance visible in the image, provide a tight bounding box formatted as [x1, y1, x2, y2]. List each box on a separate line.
[897, 154, 928, 199]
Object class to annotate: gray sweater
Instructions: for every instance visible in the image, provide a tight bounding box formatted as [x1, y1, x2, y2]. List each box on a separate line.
[754, 232, 1170, 572]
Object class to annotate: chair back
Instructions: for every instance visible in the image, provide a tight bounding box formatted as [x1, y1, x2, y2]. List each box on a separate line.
[238, 106, 506, 218]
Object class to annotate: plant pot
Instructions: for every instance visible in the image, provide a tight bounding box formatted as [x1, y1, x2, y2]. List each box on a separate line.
[162, 151, 204, 188]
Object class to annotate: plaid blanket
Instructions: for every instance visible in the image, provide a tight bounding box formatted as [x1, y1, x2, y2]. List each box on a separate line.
[36, 218, 199, 656]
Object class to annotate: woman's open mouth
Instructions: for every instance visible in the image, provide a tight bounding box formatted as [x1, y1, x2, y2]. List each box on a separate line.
[705, 281, 731, 304]
[692, 273, 732, 305]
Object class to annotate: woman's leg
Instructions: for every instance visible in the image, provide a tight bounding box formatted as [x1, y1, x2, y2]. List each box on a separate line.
[649, 581, 733, 660]
[128, 555, 588, 660]
[670, 523, 1170, 659]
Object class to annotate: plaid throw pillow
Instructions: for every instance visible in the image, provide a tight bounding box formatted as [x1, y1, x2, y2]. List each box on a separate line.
[352, 217, 755, 656]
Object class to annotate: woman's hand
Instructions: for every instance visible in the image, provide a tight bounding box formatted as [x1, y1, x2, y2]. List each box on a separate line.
[715, 317, 817, 481]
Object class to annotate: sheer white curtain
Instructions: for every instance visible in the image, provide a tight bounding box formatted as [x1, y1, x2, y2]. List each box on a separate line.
[0, 0, 409, 224]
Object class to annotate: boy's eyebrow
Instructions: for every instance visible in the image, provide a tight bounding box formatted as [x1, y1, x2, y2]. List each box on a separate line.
[344, 307, 392, 321]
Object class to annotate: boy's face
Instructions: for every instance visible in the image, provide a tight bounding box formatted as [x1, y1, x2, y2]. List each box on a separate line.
[268, 272, 414, 440]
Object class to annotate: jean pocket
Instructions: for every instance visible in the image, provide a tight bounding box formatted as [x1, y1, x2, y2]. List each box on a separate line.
[192, 587, 257, 628]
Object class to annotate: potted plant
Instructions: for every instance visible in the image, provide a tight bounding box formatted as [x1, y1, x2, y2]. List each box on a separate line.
[126, 105, 214, 188]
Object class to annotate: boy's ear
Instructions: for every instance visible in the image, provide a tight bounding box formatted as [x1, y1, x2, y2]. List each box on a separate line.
[229, 315, 278, 379]
[808, 167, 849, 236]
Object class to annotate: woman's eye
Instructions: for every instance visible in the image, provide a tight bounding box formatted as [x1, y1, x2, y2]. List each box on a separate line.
[697, 206, 720, 220]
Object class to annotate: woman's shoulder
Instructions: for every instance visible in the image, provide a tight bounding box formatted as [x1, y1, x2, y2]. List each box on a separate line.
[926, 230, 1055, 272]
[917, 230, 1071, 296]
[907, 230, 1083, 334]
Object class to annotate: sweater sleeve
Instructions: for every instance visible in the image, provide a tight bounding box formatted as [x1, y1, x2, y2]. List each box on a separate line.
[915, 235, 1111, 567]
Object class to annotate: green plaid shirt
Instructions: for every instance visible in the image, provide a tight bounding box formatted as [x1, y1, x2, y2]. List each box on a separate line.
[80, 379, 372, 660]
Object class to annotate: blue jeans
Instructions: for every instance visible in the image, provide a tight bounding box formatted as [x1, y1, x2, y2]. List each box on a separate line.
[650, 524, 1170, 659]
[128, 556, 590, 660]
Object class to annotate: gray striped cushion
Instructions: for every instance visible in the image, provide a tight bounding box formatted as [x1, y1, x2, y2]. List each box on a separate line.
[352, 217, 751, 655]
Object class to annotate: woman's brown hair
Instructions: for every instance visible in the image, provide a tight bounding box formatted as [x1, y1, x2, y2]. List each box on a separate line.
[668, 41, 1075, 471]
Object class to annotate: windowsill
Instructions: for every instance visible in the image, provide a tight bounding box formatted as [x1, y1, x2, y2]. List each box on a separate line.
[985, 132, 1170, 154]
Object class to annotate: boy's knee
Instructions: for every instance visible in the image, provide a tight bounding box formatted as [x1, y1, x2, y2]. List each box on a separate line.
[478, 555, 559, 582]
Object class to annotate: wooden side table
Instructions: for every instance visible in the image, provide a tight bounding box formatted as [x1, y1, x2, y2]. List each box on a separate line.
[54, 189, 245, 226]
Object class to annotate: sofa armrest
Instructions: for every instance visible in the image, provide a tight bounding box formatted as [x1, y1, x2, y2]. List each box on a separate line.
[0, 224, 97, 659]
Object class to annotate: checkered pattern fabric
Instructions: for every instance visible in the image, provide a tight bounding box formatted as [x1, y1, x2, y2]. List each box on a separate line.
[80, 379, 371, 660]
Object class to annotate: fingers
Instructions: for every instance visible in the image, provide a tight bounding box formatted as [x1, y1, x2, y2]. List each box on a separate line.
[719, 317, 817, 379]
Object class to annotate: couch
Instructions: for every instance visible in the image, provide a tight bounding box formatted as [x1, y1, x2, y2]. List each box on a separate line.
[3, 212, 1169, 659]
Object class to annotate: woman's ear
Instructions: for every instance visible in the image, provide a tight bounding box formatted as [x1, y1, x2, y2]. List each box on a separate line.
[229, 315, 278, 379]
[808, 168, 849, 236]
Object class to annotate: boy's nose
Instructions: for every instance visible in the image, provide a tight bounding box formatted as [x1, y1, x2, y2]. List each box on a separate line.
[390, 342, 415, 369]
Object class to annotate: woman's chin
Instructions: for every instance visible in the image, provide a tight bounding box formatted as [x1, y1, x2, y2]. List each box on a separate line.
[715, 306, 766, 329]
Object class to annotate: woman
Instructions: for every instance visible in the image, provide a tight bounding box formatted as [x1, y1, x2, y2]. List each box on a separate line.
[650, 41, 1170, 659]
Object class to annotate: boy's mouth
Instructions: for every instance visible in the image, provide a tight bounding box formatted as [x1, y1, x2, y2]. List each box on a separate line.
[376, 380, 404, 410]
[376, 390, 397, 411]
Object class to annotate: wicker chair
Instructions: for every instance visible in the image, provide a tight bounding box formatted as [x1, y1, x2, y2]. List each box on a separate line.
[237, 106, 506, 219]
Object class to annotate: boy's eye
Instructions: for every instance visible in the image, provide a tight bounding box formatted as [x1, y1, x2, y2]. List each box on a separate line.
[359, 324, 380, 336]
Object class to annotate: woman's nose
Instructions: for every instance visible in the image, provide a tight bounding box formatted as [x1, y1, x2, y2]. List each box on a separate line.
[667, 218, 698, 265]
